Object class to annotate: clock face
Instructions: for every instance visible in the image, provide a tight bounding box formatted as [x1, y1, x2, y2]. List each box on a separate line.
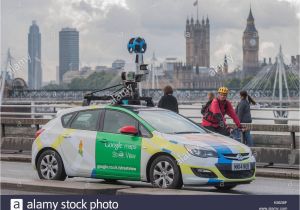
[250, 38, 256, 46]
[185, 31, 191, 38]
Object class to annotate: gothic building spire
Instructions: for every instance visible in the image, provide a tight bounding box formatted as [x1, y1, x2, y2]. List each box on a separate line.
[247, 7, 254, 21]
[223, 55, 228, 74]
[244, 7, 257, 33]
[206, 15, 209, 25]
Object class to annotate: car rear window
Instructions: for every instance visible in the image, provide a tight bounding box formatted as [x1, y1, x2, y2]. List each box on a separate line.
[70, 109, 101, 131]
[61, 113, 74, 127]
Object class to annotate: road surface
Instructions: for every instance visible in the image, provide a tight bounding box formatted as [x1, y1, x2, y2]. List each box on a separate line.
[1, 161, 299, 195]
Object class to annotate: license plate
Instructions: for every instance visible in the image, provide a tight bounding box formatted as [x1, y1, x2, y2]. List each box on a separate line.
[232, 163, 250, 171]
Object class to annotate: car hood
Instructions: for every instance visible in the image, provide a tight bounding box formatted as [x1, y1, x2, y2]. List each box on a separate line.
[158, 132, 251, 154]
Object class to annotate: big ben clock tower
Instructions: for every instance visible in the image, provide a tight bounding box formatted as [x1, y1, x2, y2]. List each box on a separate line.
[243, 7, 259, 77]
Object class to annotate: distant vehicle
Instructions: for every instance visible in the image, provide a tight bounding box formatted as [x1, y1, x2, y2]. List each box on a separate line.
[32, 105, 256, 190]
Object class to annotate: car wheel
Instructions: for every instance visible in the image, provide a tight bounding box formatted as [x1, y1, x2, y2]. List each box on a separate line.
[149, 155, 183, 189]
[214, 184, 236, 191]
[37, 150, 66, 181]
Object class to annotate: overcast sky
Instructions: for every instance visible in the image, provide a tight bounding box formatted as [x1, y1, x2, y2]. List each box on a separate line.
[1, 0, 299, 82]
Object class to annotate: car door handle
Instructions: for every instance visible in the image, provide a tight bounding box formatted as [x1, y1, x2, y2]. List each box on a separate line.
[99, 139, 107, 143]
[62, 134, 71, 138]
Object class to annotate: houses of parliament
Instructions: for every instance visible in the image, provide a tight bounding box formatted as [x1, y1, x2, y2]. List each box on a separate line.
[171, 7, 260, 89]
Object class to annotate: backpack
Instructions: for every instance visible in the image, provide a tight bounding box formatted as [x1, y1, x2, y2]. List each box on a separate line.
[201, 100, 212, 115]
[202, 99, 227, 123]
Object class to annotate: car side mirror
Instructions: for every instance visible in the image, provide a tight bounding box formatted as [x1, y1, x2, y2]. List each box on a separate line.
[119, 125, 138, 135]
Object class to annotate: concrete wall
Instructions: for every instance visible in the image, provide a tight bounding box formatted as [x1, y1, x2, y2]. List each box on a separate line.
[1, 126, 299, 165]
[252, 134, 299, 148]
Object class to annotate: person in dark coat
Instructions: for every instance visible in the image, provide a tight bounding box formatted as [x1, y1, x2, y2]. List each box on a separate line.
[158, 86, 179, 113]
[236, 90, 256, 146]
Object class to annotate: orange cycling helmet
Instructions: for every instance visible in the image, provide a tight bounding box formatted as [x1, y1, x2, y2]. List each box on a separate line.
[218, 86, 229, 94]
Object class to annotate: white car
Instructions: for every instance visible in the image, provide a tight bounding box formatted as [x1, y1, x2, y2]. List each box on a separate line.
[32, 104, 256, 189]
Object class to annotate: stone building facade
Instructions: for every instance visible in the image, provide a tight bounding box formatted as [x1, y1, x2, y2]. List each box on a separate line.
[185, 17, 210, 67]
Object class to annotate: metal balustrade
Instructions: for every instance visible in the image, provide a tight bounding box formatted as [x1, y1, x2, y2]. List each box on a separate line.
[1, 103, 299, 150]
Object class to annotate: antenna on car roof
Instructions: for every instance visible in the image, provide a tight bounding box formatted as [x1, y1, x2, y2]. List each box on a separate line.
[82, 37, 154, 107]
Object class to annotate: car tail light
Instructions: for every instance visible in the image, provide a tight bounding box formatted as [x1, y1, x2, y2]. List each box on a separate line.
[35, 129, 45, 139]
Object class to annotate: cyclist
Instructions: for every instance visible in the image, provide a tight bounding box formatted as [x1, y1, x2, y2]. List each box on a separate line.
[201, 87, 242, 136]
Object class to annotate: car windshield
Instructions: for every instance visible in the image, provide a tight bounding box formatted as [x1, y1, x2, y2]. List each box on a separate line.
[138, 110, 207, 134]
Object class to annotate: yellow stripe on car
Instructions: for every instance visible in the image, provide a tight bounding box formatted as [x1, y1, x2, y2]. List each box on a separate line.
[35, 137, 43, 151]
[51, 129, 75, 149]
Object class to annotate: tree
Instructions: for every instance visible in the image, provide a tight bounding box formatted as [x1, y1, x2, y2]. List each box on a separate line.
[42, 71, 122, 90]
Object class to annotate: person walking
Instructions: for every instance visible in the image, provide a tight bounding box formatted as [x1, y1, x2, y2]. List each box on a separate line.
[236, 90, 256, 146]
[158, 85, 179, 113]
[201, 87, 242, 136]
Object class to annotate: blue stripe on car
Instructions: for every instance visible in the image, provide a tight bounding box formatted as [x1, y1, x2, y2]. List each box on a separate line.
[91, 168, 97, 178]
[162, 148, 172, 154]
[208, 178, 221, 184]
[212, 145, 233, 164]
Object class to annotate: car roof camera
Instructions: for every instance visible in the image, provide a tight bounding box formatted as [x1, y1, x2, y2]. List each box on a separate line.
[82, 37, 153, 107]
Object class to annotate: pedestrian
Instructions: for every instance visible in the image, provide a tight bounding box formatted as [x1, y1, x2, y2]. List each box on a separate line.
[236, 90, 256, 146]
[201, 87, 242, 136]
[158, 85, 179, 113]
[201, 92, 215, 116]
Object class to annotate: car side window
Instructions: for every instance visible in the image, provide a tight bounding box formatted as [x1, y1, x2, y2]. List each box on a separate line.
[139, 123, 152, 138]
[70, 109, 101, 131]
[61, 113, 74, 127]
[103, 110, 137, 134]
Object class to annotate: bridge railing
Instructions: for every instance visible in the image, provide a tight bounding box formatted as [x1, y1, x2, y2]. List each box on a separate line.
[1, 103, 299, 149]
[1, 104, 299, 119]
[1, 118, 299, 149]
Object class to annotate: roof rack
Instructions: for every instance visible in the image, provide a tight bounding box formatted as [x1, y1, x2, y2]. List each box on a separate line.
[82, 82, 154, 107]
[83, 37, 153, 107]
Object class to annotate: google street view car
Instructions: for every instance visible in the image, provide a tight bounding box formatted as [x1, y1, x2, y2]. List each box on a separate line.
[32, 104, 256, 190]
[32, 37, 255, 190]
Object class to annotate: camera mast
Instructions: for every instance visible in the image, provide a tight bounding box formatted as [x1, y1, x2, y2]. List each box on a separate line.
[82, 37, 153, 106]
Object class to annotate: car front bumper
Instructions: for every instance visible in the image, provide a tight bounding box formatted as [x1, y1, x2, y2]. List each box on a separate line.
[179, 155, 256, 186]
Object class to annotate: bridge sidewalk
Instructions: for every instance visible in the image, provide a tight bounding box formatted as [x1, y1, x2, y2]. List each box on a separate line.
[1, 153, 31, 162]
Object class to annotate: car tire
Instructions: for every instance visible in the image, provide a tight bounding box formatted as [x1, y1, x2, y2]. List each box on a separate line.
[37, 149, 66, 181]
[214, 184, 237, 191]
[149, 155, 183, 189]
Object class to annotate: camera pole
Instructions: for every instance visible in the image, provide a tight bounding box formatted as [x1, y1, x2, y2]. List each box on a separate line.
[82, 37, 153, 106]
[135, 53, 143, 97]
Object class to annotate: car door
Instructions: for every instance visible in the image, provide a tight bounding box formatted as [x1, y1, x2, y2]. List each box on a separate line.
[60, 109, 102, 177]
[95, 109, 142, 180]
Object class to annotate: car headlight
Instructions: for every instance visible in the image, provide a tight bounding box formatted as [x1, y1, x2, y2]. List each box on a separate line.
[184, 145, 218, 158]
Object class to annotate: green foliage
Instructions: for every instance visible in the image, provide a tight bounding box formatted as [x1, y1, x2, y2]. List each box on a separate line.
[43, 83, 68, 90]
[224, 76, 254, 89]
[241, 76, 253, 88]
[225, 78, 241, 89]
[42, 71, 121, 90]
